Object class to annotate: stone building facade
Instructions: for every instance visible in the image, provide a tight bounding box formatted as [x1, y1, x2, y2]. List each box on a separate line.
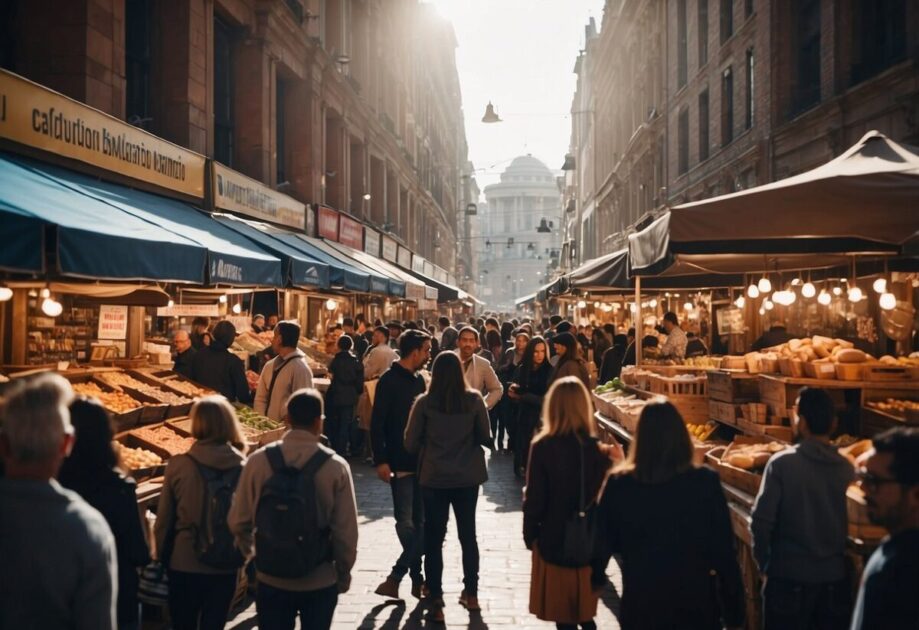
[0, 0, 466, 274]
[567, 0, 919, 265]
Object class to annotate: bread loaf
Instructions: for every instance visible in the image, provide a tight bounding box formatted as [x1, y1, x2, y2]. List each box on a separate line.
[837, 349, 867, 364]
[726, 453, 755, 470]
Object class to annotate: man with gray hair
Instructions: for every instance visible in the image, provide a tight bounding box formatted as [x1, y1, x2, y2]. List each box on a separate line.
[0, 374, 118, 630]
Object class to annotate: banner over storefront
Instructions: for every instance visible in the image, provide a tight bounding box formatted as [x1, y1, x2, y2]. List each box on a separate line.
[213, 162, 305, 230]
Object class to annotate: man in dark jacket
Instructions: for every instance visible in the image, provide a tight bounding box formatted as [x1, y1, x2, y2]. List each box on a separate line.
[438, 316, 459, 352]
[751, 387, 855, 629]
[342, 317, 368, 359]
[371, 330, 431, 600]
[752, 319, 793, 351]
[190, 320, 252, 403]
[326, 335, 364, 456]
[171, 329, 196, 379]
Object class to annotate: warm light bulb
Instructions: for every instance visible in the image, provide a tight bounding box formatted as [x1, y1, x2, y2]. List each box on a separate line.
[848, 286, 864, 303]
[0, 286, 12, 302]
[683, 302, 693, 311]
[747, 284, 760, 299]
[231, 303, 242, 314]
[40, 287, 51, 299]
[325, 299, 338, 311]
[758, 307, 766, 315]
[758, 277, 772, 293]
[801, 282, 816, 298]
[764, 299, 774, 311]
[629, 303, 636, 312]
[593, 301, 600, 308]
[873, 278, 887, 294]
[817, 291, 832, 306]
[879, 292, 897, 310]
[734, 296, 745, 309]
[167, 299, 175, 308]
[832, 286, 842, 296]
[577, 300, 587, 309]
[218, 294, 228, 304]
[41, 298, 63, 317]
[649, 299, 657, 308]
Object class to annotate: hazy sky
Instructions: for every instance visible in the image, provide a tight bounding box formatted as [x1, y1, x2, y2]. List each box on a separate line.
[425, 0, 604, 197]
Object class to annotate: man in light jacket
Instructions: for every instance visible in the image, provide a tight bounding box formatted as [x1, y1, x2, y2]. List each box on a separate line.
[363, 326, 399, 380]
[254, 320, 313, 421]
[229, 388, 358, 628]
[455, 326, 503, 411]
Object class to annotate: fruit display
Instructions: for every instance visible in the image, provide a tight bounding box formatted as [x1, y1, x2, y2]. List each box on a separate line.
[99, 373, 193, 406]
[866, 398, 919, 418]
[155, 376, 211, 398]
[235, 406, 283, 432]
[686, 421, 718, 441]
[721, 441, 786, 471]
[594, 378, 625, 394]
[114, 442, 163, 470]
[233, 332, 270, 354]
[131, 424, 196, 456]
[71, 381, 143, 414]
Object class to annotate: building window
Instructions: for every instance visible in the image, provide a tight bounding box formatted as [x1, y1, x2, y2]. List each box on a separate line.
[699, 89, 710, 161]
[698, 0, 709, 67]
[677, 0, 688, 88]
[125, 0, 152, 127]
[214, 16, 235, 166]
[678, 107, 689, 175]
[720, 0, 733, 43]
[793, 0, 821, 115]
[276, 78, 287, 184]
[721, 66, 733, 146]
[745, 49, 754, 129]
[746, 0, 754, 18]
[851, 0, 906, 85]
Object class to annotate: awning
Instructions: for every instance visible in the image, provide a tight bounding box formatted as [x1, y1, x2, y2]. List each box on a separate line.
[289, 235, 384, 295]
[0, 152, 207, 282]
[313, 239, 405, 298]
[323, 240, 427, 301]
[212, 213, 330, 290]
[515, 292, 537, 307]
[399, 266, 460, 302]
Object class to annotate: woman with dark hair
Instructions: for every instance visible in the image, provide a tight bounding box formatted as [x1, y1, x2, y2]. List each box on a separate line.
[190, 320, 252, 403]
[500, 321, 515, 352]
[508, 336, 553, 478]
[496, 331, 530, 453]
[404, 352, 492, 623]
[596, 401, 746, 630]
[58, 397, 151, 630]
[599, 334, 628, 385]
[484, 329, 504, 369]
[550, 332, 591, 389]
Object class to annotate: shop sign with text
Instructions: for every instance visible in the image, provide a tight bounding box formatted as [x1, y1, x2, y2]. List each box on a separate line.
[398, 246, 412, 269]
[364, 228, 381, 257]
[382, 236, 398, 263]
[213, 162, 305, 229]
[155, 303, 220, 318]
[411, 254, 425, 274]
[317, 205, 340, 240]
[97, 305, 128, 340]
[339, 215, 363, 249]
[0, 69, 205, 197]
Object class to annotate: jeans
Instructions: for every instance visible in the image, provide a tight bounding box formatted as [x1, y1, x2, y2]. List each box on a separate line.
[256, 582, 338, 630]
[763, 577, 852, 630]
[390, 474, 424, 584]
[166, 569, 237, 630]
[327, 405, 353, 455]
[422, 485, 480, 598]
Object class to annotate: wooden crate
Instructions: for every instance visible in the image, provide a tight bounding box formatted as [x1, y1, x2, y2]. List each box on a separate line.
[127, 370, 194, 417]
[667, 395, 709, 424]
[736, 417, 794, 442]
[709, 399, 743, 424]
[65, 372, 144, 430]
[863, 365, 913, 382]
[115, 430, 170, 480]
[835, 363, 865, 381]
[649, 374, 707, 397]
[707, 370, 759, 403]
[741, 403, 769, 424]
[803, 362, 837, 380]
[705, 436, 773, 495]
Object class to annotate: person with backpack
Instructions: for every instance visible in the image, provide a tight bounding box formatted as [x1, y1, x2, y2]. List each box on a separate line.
[229, 388, 358, 630]
[154, 396, 247, 630]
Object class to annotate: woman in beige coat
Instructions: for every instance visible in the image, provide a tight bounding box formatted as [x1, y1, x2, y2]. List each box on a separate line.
[550, 332, 591, 389]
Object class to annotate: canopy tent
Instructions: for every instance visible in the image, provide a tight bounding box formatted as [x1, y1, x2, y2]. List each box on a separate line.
[399, 266, 461, 303]
[630, 131, 919, 276]
[298, 236, 403, 297]
[323, 240, 428, 301]
[212, 214, 331, 290]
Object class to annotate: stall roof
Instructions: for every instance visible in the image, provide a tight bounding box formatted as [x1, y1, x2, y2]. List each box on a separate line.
[0, 152, 208, 283]
[631, 131, 919, 275]
[323, 240, 428, 301]
[212, 214, 330, 290]
[296, 235, 398, 297]
[399, 266, 460, 303]
[515, 292, 537, 306]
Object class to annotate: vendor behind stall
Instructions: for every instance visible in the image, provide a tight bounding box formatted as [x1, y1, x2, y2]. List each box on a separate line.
[190, 321, 252, 404]
[659, 312, 688, 361]
[251, 314, 266, 334]
[172, 329, 196, 379]
[752, 318, 793, 351]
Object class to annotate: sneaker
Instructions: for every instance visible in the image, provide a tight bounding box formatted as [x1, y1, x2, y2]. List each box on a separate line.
[458, 591, 480, 611]
[410, 581, 429, 599]
[374, 577, 400, 599]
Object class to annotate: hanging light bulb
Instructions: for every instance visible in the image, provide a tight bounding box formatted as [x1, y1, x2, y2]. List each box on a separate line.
[218, 294, 228, 304]
[593, 301, 600, 308]
[747, 284, 760, 299]
[41, 298, 63, 317]
[40, 287, 51, 299]
[649, 299, 657, 308]
[879, 292, 897, 310]
[0, 286, 12, 302]
[801, 282, 816, 298]
[758, 307, 766, 315]
[231, 303, 242, 314]
[758, 276, 772, 293]
[167, 299, 175, 308]
[848, 286, 864, 303]
[817, 290, 832, 306]
[629, 303, 636, 312]
[832, 286, 842, 296]
[764, 299, 774, 311]
[683, 301, 694, 311]
[873, 278, 887, 294]
[734, 295, 745, 309]
[576, 300, 587, 309]
[325, 298, 338, 311]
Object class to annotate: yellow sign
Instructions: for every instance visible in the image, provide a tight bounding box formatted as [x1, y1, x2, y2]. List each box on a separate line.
[0, 69, 205, 198]
[213, 162, 306, 230]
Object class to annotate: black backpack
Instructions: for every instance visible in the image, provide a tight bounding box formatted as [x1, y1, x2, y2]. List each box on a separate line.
[255, 443, 333, 579]
[189, 457, 245, 570]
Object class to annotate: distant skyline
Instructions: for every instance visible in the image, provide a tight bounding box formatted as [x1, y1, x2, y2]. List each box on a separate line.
[425, 0, 604, 199]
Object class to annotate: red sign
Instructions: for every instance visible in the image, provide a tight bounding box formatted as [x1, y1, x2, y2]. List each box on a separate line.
[317, 205, 339, 240]
[339, 215, 364, 249]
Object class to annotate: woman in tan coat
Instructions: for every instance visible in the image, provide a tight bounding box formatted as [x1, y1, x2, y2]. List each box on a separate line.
[549, 332, 591, 389]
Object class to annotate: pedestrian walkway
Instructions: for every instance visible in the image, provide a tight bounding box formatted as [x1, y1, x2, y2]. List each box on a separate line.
[228, 451, 623, 629]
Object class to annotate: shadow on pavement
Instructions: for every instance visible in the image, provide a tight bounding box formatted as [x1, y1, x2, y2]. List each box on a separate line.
[596, 576, 622, 621]
[479, 452, 525, 514]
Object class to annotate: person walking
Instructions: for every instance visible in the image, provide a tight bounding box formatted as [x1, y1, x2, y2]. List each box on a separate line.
[549, 332, 591, 389]
[229, 388, 358, 630]
[508, 336, 553, 478]
[850, 427, 919, 630]
[190, 320, 251, 404]
[404, 352, 493, 623]
[596, 401, 745, 630]
[58, 397, 151, 630]
[254, 320, 314, 422]
[325, 335, 364, 456]
[751, 387, 855, 629]
[370, 329, 432, 600]
[154, 397, 247, 630]
[455, 326, 503, 412]
[0, 374, 118, 630]
[524, 377, 617, 630]
[495, 330, 530, 453]
[363, 325, 399, 380]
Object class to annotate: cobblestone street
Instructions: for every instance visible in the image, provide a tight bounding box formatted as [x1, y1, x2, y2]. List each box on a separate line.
[228, 451, 623, 629]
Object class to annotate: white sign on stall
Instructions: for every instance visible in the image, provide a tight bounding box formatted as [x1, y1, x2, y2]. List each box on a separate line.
[97, 305, 128, 340]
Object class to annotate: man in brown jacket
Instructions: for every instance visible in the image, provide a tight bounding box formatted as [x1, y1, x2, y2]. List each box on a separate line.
[229, 388, 358, 629]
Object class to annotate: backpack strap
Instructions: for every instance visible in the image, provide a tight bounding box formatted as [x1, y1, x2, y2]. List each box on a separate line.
[300, 445, 333, 479]
[265, 443, 288, 473]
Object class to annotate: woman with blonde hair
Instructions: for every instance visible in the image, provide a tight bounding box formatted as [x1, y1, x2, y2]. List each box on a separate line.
[154, 396, 247, 630]
[523, 377, 621, 630]
[595, 401, 745, 630]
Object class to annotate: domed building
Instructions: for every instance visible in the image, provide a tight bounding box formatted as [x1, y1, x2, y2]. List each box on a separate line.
[479, 155, 562, 311]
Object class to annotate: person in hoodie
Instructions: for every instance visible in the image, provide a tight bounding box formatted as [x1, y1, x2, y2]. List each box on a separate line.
[751, 387, 855, 629]
[190, 320, 252, 404]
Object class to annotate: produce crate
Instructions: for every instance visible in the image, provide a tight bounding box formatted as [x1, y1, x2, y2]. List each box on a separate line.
[803, 362, 837, 380]
[721, 356, 747, 370]
[65, 373, 144, 430]
[758, 358, 780, 374]
[146, 369, 217, 396]
[115, 430, 170, 480]
[835, 363, 865, 381]
[740, 403, 769, 424]
[735, 417, 794, 442]
[863, 365, 913, 382]
[707, 370, 759, 402]
[705, 436, 773, 495]
[127, 370, 194, 417]
[667, 395, 709, 424]
[128, 422, 196, 457]
[709, 400, 743, 424]
[649, 374, 707, 397]
[777, 358, 805, 378]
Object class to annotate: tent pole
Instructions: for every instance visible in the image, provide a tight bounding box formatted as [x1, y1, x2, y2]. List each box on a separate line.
[635, 276, 642, 367]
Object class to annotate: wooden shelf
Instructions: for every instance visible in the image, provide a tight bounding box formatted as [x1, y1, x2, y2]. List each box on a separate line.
[759, 374, 919, 390]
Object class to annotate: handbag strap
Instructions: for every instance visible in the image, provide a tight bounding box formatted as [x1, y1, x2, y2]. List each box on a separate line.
[576, 437, 586, 516]
[265, 354, 297, 411]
